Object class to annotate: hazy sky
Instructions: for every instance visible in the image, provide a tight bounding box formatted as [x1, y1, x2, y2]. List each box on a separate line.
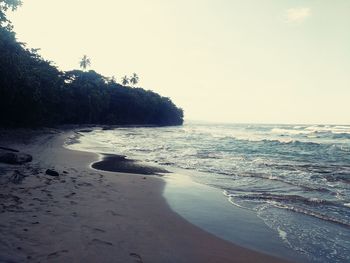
[8, 0, 350, 124]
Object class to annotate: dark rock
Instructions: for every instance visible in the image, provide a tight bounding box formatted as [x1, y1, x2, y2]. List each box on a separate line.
[102, 126, 114, 130]
[0, 151, 32, 164]
[91, 154, 170, 175]
[63, 171, 68, 174]
[78, 129, 93, 133]
[45, 169, 59, 177]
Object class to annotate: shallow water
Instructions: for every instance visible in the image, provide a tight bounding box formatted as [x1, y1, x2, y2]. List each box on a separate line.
[69, 122, 350, 263]
[162, 172, 307, 262]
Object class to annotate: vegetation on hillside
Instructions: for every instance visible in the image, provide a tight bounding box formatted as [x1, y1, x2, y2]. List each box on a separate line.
[0, 1, 184, 127]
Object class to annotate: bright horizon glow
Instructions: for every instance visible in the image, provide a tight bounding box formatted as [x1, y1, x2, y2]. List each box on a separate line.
[8, 0, 350, 125]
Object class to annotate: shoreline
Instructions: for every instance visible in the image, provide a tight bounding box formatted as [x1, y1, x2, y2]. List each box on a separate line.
[0, 129, 293, 262]
[92, 152, 305, 262]
[162, 171, 307, 262]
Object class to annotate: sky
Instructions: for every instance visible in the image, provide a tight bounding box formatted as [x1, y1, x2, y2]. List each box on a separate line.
[8, 0, 350, 124]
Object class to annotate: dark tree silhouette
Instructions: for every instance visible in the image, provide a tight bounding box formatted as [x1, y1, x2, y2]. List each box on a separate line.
[0, 0, 22, 29]
[0, 29, 183, 127]
[110, 75, 117, 84]
[0, 4, 184, 127]
[130, 73, 139, 87]
[79, 55, 91, 71]
[122, 75, 129, 86]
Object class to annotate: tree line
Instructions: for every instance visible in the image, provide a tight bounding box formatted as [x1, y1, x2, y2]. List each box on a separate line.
[0, 1, 184, 127]
[79, 55, 139, 87]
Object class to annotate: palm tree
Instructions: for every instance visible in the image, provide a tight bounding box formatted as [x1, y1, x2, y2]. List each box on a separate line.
[122, 75, 129, 86]
[129, 73, 139, 87]
[80, 55, 91, 71]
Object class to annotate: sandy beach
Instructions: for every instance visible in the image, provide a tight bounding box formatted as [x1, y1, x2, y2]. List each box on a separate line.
[0, 129, 293, 263]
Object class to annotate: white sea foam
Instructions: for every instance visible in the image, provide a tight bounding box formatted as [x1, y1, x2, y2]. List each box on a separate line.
[277, 227, 288, 242]
[271, 128, 312, 135]
[275, 125, 350, 137]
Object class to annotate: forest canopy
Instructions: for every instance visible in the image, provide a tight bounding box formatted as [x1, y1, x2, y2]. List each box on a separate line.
[0, 2, 183, 127]
[0, 0, 22, 29]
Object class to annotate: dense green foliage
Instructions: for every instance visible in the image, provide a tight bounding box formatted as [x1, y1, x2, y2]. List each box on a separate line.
[0, 0, 22, 30]
[0, 26, 183, 127]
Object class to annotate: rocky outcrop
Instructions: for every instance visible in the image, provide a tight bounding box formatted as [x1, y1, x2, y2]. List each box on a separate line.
[0, 149, 32, 164]
[45, 169, 59, 177]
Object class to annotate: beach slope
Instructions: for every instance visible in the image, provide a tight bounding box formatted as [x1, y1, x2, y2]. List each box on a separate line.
[0, 130, 292, 263]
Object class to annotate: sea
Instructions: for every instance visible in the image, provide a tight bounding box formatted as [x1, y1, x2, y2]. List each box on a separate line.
[69, 122, 350, 263]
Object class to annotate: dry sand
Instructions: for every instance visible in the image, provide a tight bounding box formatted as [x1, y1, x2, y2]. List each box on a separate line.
[0, 129, 293, 263]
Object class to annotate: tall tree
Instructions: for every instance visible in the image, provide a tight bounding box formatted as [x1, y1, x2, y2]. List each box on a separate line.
[129, 73, 139, 87]
[0, 0, 22, 30]
[122, 75, 129, 86]
[110, 75, 117, 84]
[79, 55, 91, 71]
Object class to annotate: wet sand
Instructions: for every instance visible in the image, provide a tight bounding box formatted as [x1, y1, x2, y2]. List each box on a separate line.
[92, 154, 169, 175]
[0, 129, 293, 262]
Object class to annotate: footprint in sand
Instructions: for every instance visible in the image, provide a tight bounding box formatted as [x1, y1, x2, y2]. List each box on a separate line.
[77, 182, 92, 187]
[47, 249, 69, 259]
[45, 180, 52, 186]
[89, 238, 113, 246]
[82, 225, 106, 233]
[129, 252, 144, 263]
[106, 210, 123, 217]
[94, 228, 105, 233]
[32, 197, 45, 202]
[64, 192, 76, 198]
[97, 174, 105, 182]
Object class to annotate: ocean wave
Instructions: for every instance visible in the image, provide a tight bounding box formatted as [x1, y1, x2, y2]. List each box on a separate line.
[223, 190, 252, 210]
[255, 162, 350, 179]
[219, 134, 349, 152]
[226, 192, 350, 227]
[271, 126, 350, 137]
[230, 137, 323, 148]
[331, 133, 350, 139]
[232, 170, 336, 193]
[324, 174, 350, 184]
[271, 128, 313, 135]
[271, 203, 350, 227]
[195, 152, 223, 159]
[228, 193, 336, 206]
